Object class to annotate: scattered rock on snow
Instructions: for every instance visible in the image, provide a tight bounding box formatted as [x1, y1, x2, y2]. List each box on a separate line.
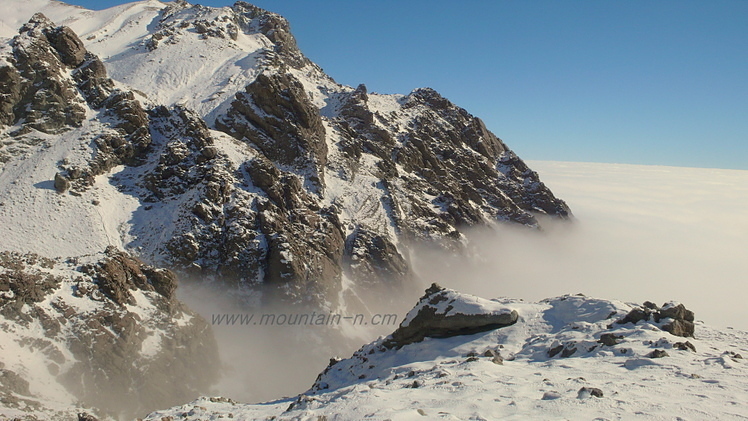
[54, 172, 70, 193]
[674, 341, 697, 352]
[616, 301, 695, 338]
[648, 349, 670, 359]
[598, 333, 623, 346]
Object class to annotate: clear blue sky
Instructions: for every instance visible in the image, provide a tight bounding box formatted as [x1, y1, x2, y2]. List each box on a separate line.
[65, 0, 747, 170]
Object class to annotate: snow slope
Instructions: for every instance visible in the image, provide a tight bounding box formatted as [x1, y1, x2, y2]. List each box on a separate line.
[143, 290, 748, 420]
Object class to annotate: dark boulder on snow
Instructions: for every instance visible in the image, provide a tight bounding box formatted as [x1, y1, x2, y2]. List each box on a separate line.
[598, 333, 623, 346]
[648, 349, 670, 358]
[577, 387, 604, 398]
[54, 172, 70, 193]
[385, 284, 518, 348]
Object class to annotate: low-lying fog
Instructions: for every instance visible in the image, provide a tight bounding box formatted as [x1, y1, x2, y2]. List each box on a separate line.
[178, 160, 748, 405]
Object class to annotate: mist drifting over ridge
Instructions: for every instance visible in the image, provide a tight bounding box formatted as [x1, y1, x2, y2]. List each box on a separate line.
[172, 160, 748, 405]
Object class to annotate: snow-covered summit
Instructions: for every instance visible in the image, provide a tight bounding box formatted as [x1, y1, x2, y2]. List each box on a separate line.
[144, 287, 748, 420]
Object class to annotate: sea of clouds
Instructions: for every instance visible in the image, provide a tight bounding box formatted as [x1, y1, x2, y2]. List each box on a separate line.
[417, 161, 748, 331]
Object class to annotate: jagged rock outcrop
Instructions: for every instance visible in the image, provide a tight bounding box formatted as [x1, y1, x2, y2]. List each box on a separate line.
[615, 301, 695, 338]
[217, 71, 328, 192]
[0, 13, 151, 193]
[2, 13, 87, 133]
[0, 250, 220, 420]
[334, 85, 569, 244]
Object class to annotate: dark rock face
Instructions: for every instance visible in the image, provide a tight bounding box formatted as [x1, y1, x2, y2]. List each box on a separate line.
[615, 301, 695, 338]
[211, 72, 569, 305]
[44, 25, 87, 67]
[345, 225, 411, 288]
[0, 251, 220, 420]
[1, 14, 151, 193]
[2, 8, 571, 313]
[83, 246, 178, 305]
[232, 1, 308, 68]
[385, 284, 519, 348]
[330, 85, 570, 249]
[125, 105, 344, 306]
[3, 13, 87, 133]
[217, 72, 327, 192]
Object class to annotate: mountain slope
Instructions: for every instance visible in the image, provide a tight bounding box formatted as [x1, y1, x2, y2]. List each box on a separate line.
[144, 285, 748, 420]
[1, 0, 570, 310]
[0, 1, 574, 418]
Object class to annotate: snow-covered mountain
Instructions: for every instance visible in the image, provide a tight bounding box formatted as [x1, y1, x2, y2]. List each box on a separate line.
[144, 285, 748, 420]
[0, 0, 569, 308]
[13, 0, 726, 419]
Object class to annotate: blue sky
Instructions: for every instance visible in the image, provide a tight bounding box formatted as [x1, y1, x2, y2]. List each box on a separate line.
[66, 0, 747, 170]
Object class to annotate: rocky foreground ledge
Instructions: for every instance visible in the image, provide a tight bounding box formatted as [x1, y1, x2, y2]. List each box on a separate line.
[144, 284, 748, 420]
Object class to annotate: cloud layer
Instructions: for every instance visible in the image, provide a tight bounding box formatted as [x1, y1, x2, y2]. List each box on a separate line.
[417, 161, 748, 331]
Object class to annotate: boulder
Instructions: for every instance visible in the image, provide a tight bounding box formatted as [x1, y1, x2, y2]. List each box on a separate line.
[577, 387, 604, 398]
[385, 284, 518, 348]
[54, 172, 70, 193]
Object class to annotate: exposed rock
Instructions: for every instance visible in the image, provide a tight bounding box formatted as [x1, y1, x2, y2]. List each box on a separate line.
[44, 25, 86, 67]
[84, 246, 180, 306]
[232, 2, 308, 68]
[615, 301, 695, 338]
[674, 341, 696, 352]
[385, 284, 518, 348]
[648, 349, 670, 358]
[53, 172, 70, 193]
[483, 348, 504, 365]
[548, 342, 577, 358]
[5, 13, 87, 133]
[577, 387, 604, 398]
[217, 71, 327, 192]
[77, 412, 99, 421]
[662, 319, 695, 338]
[0, 251, 220, 420]
[657, 303, 696, 338]
[616, 307, 653, 326]
[345, 225, 412, 288]
[656, 303, 695, 323]
[0, 368, 31, 396]
[548, 344, 564, 358]
[598, 333, 623, 346]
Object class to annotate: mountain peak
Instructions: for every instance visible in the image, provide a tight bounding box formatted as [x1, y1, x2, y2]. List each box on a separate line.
[0, 2, 577, 418]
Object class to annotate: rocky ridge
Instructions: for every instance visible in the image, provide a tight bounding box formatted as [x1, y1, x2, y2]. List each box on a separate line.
[143, 286, 748, 420]
[0, 2, 570, 309]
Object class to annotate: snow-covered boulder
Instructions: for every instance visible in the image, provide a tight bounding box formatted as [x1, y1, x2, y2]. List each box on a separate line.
[385, 283, 518, 348]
